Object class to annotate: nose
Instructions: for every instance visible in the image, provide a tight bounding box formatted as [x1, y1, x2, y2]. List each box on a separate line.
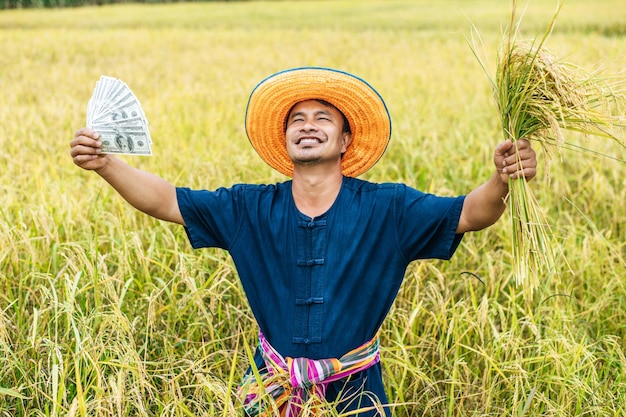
[300, 117, 318, 131]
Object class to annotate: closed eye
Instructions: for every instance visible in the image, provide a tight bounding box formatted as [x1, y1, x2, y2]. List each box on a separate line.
[288, 117, 304, 125]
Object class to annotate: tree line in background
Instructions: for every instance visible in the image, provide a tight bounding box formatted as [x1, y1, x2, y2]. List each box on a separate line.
[1, 0, 242, 9]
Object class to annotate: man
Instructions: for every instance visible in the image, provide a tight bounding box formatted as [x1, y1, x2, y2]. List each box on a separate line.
[70, 67, 537, 416]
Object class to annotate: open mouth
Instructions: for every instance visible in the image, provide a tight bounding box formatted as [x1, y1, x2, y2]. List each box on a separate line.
[295, 136, 324, 145]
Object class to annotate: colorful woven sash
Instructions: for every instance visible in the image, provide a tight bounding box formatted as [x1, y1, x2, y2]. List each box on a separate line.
[239, 330, 381, 416]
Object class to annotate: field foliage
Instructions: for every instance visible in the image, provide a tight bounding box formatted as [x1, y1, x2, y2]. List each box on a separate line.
[0, 1, 625, 416]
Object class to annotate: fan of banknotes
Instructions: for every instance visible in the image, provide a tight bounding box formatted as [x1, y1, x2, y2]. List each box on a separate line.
[86, 76, 152, 155]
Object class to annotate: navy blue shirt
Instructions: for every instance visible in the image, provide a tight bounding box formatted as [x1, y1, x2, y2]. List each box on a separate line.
[176, 176, 465, 414]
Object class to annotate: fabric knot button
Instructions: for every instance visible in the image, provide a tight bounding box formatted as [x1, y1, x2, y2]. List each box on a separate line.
[292, 336, 322, 344]
[295, 297, 324, 305]
[296, 258, 325, 266]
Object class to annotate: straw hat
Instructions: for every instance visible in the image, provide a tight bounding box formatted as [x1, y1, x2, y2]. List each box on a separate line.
[245, 67, 392, 177]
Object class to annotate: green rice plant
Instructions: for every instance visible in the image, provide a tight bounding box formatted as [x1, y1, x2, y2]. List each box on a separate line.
[469, 0, 626, 296]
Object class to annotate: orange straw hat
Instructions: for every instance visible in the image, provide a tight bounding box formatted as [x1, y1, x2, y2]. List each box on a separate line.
[245, 67, 392, 177]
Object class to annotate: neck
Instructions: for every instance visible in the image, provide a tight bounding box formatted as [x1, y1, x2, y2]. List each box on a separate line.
[292, 168, 344, 219]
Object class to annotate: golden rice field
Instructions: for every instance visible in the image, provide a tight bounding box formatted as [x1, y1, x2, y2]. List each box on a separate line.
[0, 1, 625, 416]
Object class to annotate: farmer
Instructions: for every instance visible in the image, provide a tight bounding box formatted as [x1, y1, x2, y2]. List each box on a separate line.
[70, 67, 537, 416]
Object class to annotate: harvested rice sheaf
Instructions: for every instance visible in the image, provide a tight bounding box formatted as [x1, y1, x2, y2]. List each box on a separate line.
[474, 1, 625, 296]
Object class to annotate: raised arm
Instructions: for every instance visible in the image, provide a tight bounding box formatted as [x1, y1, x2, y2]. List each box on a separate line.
[70, 128, 185, 225]
[456, 139, 537, 234]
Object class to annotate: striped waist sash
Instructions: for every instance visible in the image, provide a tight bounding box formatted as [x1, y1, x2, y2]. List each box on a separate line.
[239, 330, 381, 416]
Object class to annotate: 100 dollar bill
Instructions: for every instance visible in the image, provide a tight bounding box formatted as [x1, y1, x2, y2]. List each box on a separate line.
[97, 128, 152, 155]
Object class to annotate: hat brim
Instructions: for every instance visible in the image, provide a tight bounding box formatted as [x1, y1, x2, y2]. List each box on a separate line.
[245, 67, 391, 177]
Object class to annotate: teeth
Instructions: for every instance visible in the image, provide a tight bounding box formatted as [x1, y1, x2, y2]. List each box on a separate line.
[299, 138, 319, 144]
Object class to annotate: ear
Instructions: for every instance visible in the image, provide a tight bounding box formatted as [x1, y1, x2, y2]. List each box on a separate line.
[341, 131, 353, 153]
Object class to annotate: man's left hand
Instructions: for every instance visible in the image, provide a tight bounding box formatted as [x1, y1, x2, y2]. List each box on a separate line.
[494, 139, 537, 184]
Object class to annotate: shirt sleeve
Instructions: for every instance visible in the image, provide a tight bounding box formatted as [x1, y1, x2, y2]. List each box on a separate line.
[175, 186, 241, 250]
[395, 184, 466, 261]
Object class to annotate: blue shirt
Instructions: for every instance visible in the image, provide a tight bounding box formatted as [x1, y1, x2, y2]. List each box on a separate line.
[176, 176, 465, 414]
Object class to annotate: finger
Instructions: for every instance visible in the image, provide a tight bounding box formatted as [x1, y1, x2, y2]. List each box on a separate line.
[508, 166, 536, 180]
[503, 158, 535, 174]
[513, 138, 531, 148]
[516, 146, 537, 164]
[70, 134, 102, 149]
[72, 153, 102, 166]
[502, 138, 532, 155]
[73, 153, 100, 162]
[70, 139, 101, 154]
[71, 129, 101, 148]
[74, 127, 100, 139]
[70, 143, 102, 158]
[495, 139, 514, 157]
[502, 147, 537, 167]
[502, 154, 532, 172]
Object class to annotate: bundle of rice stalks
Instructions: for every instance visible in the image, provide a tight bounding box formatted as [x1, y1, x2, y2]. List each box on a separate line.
[470, 0, 626, 295]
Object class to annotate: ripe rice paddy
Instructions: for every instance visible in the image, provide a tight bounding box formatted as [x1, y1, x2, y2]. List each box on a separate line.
[0, 1, 625, 415]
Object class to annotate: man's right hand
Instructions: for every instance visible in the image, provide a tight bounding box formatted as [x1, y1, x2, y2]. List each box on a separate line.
[70, 128, 109, 171]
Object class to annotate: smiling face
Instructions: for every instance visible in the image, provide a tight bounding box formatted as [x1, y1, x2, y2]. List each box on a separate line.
[284, 99, 352, 171]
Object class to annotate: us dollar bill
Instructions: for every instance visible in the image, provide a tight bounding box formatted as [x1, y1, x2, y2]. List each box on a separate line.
[97, 128, 152, 156]
[86, 75, 153, 154]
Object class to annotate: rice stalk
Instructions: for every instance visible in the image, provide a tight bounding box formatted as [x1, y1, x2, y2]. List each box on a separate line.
[469, 0, 626, 296]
